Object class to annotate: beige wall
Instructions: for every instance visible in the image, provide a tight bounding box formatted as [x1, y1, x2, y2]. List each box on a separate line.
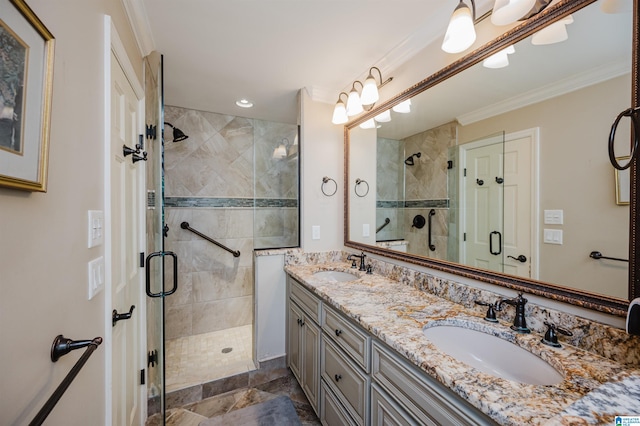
[459, 75, 630, 299]
[0, 1, 142, 424]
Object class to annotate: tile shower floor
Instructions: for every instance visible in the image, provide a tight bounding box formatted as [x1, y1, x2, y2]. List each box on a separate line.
[166, 325, 255, 392]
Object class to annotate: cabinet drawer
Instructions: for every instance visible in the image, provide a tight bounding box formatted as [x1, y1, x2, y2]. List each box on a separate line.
[371, 383, 418, 426]
[320, 380, 357, 426]
[322, 337, 369, 425]
[372, 341, 496, 426]
[322, 306, 371, 372]
[289, 276, 321, 323]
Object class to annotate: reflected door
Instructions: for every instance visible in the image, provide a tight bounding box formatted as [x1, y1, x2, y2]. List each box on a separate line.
[462, 134, 505, 272]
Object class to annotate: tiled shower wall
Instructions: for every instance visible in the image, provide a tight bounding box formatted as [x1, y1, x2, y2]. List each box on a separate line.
[402, 121, 456, 261]
[163, 105, 298, 340]
[375, 123, 457, 260]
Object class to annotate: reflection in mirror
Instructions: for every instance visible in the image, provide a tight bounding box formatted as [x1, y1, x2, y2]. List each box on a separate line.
[346, 0, 634, 308]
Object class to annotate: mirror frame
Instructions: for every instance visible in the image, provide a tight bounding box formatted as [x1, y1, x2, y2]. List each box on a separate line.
[344, 0, 638, 316]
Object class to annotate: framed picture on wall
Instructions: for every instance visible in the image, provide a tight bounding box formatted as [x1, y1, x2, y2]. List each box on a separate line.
[0, 0, 54, 192]
[615, 156, 630, 206]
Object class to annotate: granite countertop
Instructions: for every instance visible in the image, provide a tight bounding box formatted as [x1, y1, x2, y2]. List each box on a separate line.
[284, 262, 640, 426]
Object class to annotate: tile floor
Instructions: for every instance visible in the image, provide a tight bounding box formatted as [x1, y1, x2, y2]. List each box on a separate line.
[165, 325, 255, 392]
[146, 370, 321, 426]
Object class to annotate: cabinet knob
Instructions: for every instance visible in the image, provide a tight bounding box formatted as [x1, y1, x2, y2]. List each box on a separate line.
[300, 319, 305, 326]
[334, 374, 342, 382]
[335, 329, 343, 337]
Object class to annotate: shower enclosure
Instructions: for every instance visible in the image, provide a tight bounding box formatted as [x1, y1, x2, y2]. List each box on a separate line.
[143, 53, 299, 423]
[160, 105, 299, 395]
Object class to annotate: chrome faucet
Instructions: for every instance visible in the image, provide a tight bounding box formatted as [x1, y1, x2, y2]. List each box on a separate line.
[497, 293, 530, 333]
[347, 252, 367, 271]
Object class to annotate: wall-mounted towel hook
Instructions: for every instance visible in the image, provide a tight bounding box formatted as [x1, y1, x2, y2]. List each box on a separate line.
[355, 178, 369, 197]
[321, 176, 337, 196]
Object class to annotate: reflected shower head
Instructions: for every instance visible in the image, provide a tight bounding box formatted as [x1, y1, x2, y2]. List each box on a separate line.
[165, 122, 189, 142]
[404, 152, 421, 166]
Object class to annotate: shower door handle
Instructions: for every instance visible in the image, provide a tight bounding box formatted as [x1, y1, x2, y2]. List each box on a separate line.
[145, 251, 178, 298]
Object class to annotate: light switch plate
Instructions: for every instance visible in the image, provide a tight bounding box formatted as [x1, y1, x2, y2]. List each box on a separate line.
[88, 210, 104, 248]
[363, 224, 370, 237]
[312, 225, 320, 240]
[543, 229, 563, 244]
[88, 256, 105, 300]
[544, 210, 564, 225]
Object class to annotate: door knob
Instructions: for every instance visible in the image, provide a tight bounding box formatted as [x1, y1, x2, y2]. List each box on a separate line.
[507, 255, 527, 263]
[112, 305, 135, 326]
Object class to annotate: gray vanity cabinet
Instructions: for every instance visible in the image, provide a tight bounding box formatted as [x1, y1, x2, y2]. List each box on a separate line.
[287, 277, 321, 414]
[286, 274, 496, 426]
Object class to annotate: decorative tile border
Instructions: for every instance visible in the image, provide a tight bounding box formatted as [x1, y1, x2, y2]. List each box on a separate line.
[165, 197, 298, 208]
[377, 199, 450, 209]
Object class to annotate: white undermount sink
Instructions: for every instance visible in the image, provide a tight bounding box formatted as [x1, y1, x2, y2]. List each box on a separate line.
[312, 270, 359, 282]
[423, 325, 564, 385]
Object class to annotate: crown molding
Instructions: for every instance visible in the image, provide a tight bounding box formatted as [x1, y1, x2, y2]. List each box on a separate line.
[121, 0, 155, 57]
[457, 60, 630, 125]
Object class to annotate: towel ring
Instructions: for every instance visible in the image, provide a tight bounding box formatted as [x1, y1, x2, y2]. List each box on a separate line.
[608, 107, 640, 170]
[355, 178, 369, 197]
[321, 176, 337, 196]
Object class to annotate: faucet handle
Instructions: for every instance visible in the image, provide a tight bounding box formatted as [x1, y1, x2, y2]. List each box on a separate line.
[541, 322, 573, 348]
[474, 300, 499, 322]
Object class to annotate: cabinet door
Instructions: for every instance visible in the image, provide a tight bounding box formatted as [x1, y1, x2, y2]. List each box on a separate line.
[302, 319, 320, 413]
[288, 302, 303, 382]
[371, 384, 417, 426]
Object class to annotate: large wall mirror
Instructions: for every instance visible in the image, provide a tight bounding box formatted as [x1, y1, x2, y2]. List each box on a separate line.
[345, 0, 638, 316]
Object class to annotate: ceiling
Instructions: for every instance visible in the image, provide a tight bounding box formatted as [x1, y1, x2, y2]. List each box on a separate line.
[128, 0, 491, 124]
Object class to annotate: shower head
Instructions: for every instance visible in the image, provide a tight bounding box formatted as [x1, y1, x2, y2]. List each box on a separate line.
[404, 152, 421, 166]
[165, 122, 189, 142]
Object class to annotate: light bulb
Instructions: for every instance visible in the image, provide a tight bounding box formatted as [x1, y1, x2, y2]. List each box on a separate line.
[332, 100, 348, 125]
[346, 87, 364, 116]
[361, 74, 379, 105]
[442, 1, 476, 54]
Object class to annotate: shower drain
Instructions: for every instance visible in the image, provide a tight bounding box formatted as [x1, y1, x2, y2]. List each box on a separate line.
[221, 347, 233, 354]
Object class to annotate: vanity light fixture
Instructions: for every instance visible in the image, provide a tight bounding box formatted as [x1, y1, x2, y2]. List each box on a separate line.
[235, 98, 254, 108]
[346, 81, 365, 116]
[442, 0, 553, 54]
[483, 45, 516, 68]
[331, 92, 349, 125]
[531, 15, 573, 45]
[392, 99, 412, 114]
[331, 67, 393, 124]
[442, 0, 477, 54]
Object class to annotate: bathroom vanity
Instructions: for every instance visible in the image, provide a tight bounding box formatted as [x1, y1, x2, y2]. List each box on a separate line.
[285, 260, 640, 425]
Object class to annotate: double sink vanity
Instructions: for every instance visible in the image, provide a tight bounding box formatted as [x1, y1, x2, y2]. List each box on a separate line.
[284, 254, 640, 425]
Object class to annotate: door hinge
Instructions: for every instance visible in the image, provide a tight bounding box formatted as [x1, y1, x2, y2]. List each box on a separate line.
[140, 369, 146, 385]
[148, 350, 158, 367]
[447, 160, 453, 169]
[140, 252, 145, 268]
[464, 168, 467, 177]
[464, 233, 467, 242]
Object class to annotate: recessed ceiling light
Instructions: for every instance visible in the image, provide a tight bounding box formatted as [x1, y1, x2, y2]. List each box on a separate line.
[236, 99, 254, 108]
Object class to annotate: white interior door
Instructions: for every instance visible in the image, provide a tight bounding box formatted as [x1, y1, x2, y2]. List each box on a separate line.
[110, 50, 143, 426]
[460, 130, 537, 278]
[463, 138, 504, 272]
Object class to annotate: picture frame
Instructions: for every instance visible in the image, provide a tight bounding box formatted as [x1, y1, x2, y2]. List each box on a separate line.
[0, 0, 54, 192]
[615, 156, 630, 206]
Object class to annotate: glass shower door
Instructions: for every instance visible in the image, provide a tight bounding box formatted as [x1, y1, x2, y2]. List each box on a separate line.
[144, 51, 166, 422]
